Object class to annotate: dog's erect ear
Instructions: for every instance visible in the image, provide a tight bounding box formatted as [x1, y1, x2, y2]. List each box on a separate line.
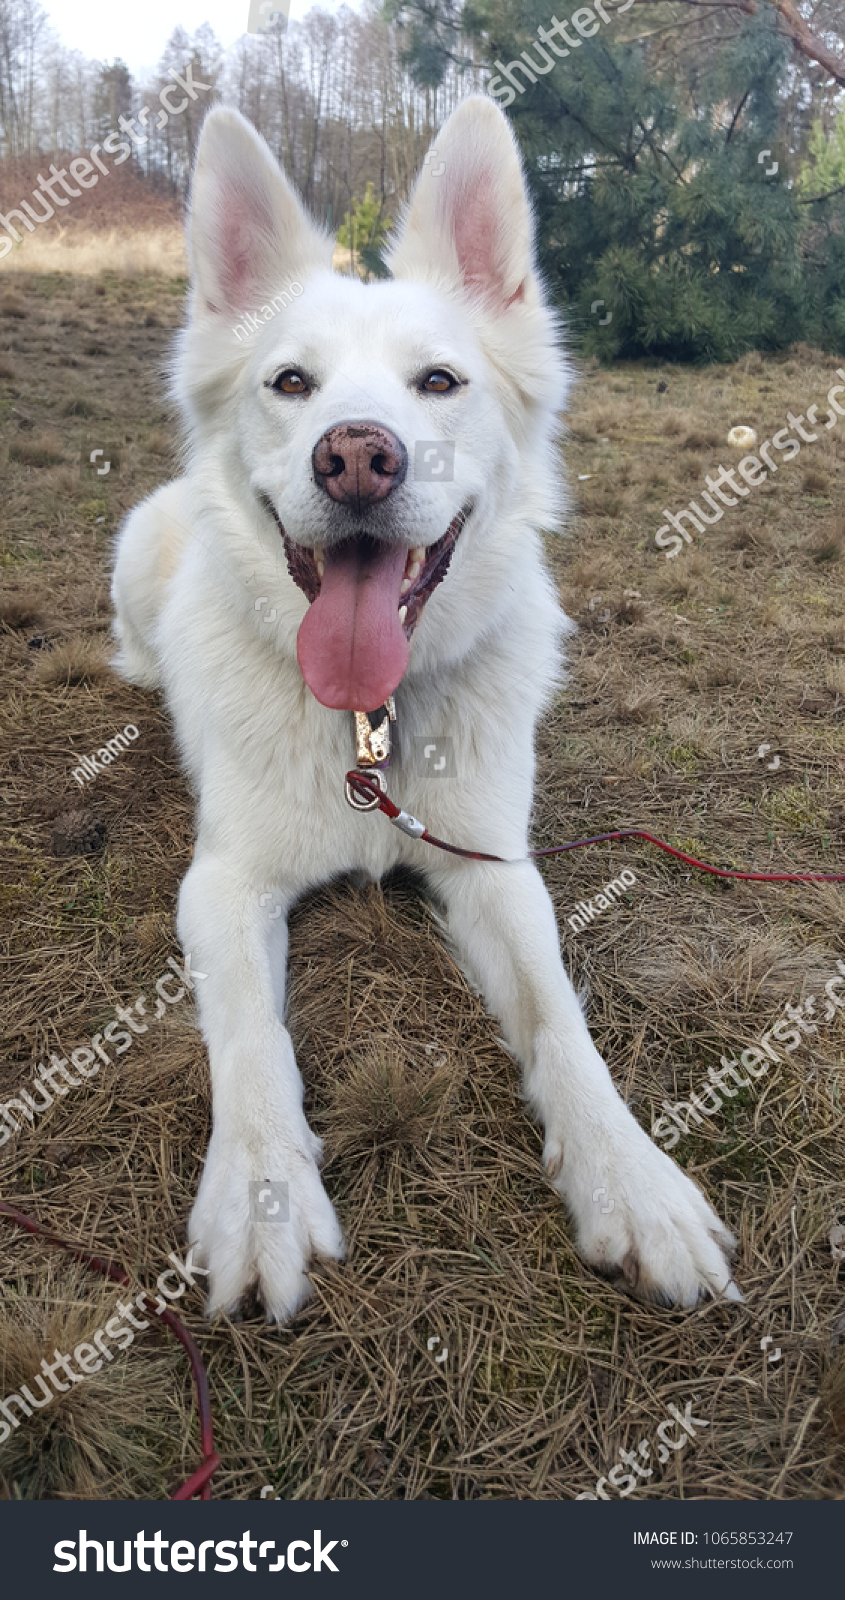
[187, 108, 331, 318]
[386, 96, 534, 310]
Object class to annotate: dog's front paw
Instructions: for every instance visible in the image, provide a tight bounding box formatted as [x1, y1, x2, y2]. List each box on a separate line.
[188, 1134, 345, 1322]
[546, 1118, 739, 1307]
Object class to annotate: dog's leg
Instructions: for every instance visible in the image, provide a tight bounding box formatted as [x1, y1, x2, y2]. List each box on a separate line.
[178, 850, 344, 1321]
[425, 858, 737, 1306]
[111, 482, 193, 689]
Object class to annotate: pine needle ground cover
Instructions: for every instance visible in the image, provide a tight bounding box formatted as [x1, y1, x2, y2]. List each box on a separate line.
[1, 273, 843, 1500]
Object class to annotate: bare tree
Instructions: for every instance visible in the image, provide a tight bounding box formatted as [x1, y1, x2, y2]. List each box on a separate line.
[0, 0, 48, 157]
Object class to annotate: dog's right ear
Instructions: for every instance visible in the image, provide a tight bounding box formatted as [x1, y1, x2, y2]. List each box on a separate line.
[187, 108, 330, 319]
[386, 95, 536, 312]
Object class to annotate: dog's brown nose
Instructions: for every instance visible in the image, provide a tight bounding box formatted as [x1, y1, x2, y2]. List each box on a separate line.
[312, 422, 407, 509]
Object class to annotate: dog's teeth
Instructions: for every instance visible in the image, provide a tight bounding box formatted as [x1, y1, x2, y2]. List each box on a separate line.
[315, 547, 325, 579]
[404, 544, 425, 582]
[400, 577, 412, 595]
[398, 605, 407, 624]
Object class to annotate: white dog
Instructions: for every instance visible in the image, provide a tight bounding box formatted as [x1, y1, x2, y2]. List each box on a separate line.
[111, 96, 738, 1320]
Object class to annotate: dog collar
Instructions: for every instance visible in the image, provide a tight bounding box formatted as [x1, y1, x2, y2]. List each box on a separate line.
[344, 697, 395, 811]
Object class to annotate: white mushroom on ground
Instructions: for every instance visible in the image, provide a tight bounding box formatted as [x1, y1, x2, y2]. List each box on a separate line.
[727, 425, 758, 449]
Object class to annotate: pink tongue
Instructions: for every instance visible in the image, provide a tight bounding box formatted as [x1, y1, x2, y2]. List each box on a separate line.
[296, 540, 410, 710]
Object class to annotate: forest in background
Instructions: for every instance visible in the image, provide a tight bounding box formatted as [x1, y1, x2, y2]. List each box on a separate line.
[1, 0, 845, 358]
[0, 1, 477, 233]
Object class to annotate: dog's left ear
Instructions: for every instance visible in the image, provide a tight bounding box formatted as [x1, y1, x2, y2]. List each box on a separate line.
[187, 107, 331, 319]
[386, 95, 534, 311]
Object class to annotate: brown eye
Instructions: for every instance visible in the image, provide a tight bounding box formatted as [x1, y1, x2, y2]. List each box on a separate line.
[421, 369, 458, 394]
[273, 369, 310, 396]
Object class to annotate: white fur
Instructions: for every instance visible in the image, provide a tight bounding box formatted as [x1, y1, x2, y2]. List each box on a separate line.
[111, 97, 738, 1320]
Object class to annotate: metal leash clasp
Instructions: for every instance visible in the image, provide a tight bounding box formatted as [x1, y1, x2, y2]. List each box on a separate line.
[344, 696, 395, 811]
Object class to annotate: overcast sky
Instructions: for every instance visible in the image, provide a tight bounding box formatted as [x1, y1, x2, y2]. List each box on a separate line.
[40, 0, 358, 81]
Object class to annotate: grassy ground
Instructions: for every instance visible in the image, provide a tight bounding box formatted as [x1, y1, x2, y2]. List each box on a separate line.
[1, 272, 844, 1500]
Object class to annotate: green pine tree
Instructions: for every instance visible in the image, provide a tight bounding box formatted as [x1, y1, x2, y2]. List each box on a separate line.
[337, 182, 390, 280]
[798, 112, 845, 200]
[92, 61, 134, 149]
[389, 0, 845, 361]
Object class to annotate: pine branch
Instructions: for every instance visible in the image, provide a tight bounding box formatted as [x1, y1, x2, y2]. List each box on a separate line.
[725, 87, 751, 143]
[629, 0, 845, 88]
[799, 179, 845, 202]
[636, 120, 690, 181]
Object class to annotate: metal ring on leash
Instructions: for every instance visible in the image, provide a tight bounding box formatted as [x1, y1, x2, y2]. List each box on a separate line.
[345, 767, 387, 811]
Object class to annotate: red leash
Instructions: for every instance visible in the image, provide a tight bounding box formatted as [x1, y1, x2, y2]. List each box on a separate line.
[0, 1202, 220, 1500]
[345, 770, 845, 883]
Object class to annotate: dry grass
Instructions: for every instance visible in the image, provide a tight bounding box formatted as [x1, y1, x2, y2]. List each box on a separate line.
[31, 637, 111, 688]
[0, 225, 188, 279]
[0, 226, 355, 281]
[0, 1258, 185, 1498]
[0, 171, 185, 279]
[1, 275, 844, 1501]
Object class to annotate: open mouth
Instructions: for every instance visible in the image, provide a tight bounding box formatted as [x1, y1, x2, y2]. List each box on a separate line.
[273, 505, 472, 711]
